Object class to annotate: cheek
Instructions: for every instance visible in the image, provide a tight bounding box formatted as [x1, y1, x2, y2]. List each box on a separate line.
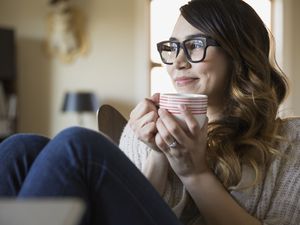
[195, 59, 230, 92]
[203, 52, 231, 84]
[166, 66, 177, 85]
[193, 63, 209, 74]
[208, 64, 231, 95]
[166, 65, 173, 77]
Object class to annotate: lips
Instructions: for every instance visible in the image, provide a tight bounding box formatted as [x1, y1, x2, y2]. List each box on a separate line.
[175, 77, 199, 87]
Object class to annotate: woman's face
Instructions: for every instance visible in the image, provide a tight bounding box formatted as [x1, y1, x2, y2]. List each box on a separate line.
[166, 16, 231, 107]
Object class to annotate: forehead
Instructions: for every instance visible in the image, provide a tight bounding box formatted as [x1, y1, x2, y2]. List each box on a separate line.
[171, 15, 204, 41]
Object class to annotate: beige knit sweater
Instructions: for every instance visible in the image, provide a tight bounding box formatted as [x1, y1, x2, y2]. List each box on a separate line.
[119, 117, 300, 225]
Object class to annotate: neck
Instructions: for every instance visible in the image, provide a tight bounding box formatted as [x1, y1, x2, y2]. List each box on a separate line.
[207, 104, 224, 122]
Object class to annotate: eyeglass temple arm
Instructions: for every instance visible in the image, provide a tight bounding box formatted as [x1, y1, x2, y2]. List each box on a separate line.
[150, 61, 162, 69]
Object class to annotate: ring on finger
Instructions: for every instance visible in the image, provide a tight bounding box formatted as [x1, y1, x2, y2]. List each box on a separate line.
[168, 140, 177, 148]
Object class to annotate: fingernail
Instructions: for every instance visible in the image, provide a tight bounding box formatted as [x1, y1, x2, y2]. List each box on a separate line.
[179, 104, 187, 111]
[158, 108, 163, 115]
[158, 108, 167, 115]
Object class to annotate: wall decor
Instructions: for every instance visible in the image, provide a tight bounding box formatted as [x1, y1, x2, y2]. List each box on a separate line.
[44, 0, 89, 63]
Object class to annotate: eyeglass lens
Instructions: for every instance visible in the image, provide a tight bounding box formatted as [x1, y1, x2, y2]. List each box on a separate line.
[160, 38, 206, 64]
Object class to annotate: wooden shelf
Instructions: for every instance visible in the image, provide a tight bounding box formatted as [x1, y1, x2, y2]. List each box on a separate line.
[0, 27, 17, 141]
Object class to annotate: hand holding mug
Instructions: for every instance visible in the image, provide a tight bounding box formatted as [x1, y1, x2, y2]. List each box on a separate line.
[155, 93, 209, 177]
[128, 93, 160, 150]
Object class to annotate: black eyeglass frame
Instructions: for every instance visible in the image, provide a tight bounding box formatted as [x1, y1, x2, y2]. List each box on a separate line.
[156, 35, 220, 65]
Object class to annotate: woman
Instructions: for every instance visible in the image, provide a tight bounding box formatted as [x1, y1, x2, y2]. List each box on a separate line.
[126, 0, 299, 224]
[0, 0, 299, 224]
[126, 0, 300, 224]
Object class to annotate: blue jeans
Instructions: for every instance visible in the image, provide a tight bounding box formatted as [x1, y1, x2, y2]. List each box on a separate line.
[0, 127, 183, 225]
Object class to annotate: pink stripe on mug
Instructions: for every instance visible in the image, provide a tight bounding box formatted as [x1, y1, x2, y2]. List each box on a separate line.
[159, 93, 207, 129]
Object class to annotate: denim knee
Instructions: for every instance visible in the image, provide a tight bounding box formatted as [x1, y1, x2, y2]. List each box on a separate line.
[55, 126, 98, 139]
[53, 126, 111, 148]
[46, 126, 120, 167]
[16, 127, 118, 197]
[0, 133, 50, 159]
[0, 134, 50, 196]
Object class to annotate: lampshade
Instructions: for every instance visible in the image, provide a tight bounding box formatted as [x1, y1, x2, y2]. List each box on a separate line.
[62, 91, 98, 113]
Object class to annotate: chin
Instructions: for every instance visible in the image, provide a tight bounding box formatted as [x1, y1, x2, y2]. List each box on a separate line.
[175, 87, 204, 95]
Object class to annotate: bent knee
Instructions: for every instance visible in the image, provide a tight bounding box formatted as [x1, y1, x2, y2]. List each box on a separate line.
[1, 133, 49, 147]
[53, 126, 118, 155]
[56, 126, 103, 141]
[0, 133, 49, 158]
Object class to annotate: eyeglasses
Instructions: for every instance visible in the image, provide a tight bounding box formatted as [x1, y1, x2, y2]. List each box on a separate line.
[156, 35, 219, 65]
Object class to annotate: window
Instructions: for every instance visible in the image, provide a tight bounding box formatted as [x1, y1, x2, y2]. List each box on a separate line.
[150, 0, 272, 95]
[244, 0, 271, 29]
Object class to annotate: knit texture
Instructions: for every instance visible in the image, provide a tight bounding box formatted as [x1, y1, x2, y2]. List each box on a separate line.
[118, 118, 300, 225]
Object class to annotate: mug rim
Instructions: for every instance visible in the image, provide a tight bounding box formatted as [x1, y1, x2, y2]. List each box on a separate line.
[160, 93, 207, 99]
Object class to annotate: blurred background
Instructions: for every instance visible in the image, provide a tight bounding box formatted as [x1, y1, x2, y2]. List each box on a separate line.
[0, 0, 299, 138]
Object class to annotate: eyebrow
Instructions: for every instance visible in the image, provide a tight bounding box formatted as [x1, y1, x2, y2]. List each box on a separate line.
[169, 34, 208, 41]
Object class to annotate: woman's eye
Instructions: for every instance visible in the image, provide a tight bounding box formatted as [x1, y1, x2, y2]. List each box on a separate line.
[191, 40, 204, 49]
[162, 44, 177, 52]
[170, 43, 178, 51]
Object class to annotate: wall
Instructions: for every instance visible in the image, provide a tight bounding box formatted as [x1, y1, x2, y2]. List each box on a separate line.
[288, 0, 300, 115]
[273, 0, 300, 116]
[0, 0, 150, 136]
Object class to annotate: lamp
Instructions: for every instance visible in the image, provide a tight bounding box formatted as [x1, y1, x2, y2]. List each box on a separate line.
[62, 91, 98, 126]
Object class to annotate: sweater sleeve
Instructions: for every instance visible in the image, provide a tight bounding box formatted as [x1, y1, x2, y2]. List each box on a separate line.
[260, 120, 300, 225]
[118, 123, 152, 170]
[230, 118, 300, 225]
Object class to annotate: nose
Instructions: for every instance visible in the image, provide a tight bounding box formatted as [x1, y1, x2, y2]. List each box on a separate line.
[173, 48, 191, 69]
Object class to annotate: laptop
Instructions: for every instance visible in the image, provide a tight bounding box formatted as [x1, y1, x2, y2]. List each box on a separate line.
[0, 198, 85, 225]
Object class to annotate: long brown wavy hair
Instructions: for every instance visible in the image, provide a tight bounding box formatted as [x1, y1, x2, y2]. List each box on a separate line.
[180, 0, 289, 188]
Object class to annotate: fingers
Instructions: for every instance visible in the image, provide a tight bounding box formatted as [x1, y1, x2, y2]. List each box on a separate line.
[200, 116, 208, 140]
[129, 101, 156, 122]
[138, 121, 157, 143]
[156, 117, 179, 147]
[130, 111, 157, 131]
[157, 108, 185, 144]
[128, 95, 160, 148]
[155, 105, 205, 149]
[155, 127, 182, 158]
[156, 109, 186, 155]
[129, 95, 158, 121]
[178, 105, 201, 135]
[130, 111, 158, 144]
[150, 93, 160, 105]
[155, 132, 169, 152]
